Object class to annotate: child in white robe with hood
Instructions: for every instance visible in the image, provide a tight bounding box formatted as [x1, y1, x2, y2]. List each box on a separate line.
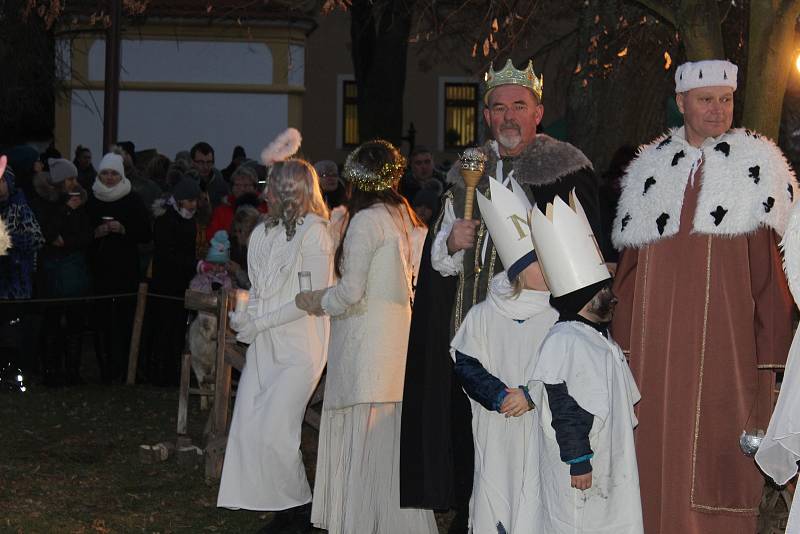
[528, 192, 643, 534]
[450, 177, 558, 534]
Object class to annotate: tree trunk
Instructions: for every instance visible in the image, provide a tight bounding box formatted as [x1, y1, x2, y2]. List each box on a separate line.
[350, 0, 414, 146]
[675, 0, 724, 60]
[0, 0, 56, 145]
[741, 0, 800, 139]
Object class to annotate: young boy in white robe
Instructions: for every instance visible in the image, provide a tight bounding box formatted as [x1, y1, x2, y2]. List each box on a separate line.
[528, 192, 643, 534]
[450, 177, 558, 534]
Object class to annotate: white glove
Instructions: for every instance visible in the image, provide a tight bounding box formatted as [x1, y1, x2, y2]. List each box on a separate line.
[228, 310, 253, 332]
[235, 319, 260, 345]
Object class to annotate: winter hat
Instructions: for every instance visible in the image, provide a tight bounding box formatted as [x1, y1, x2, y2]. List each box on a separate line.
[549, 278, 611, 315]
[675, 60, 737, 93]
[206, 230, 230, 263]
[47, 158, 78, 185]
[98, 153, 126, 180]
[3, 145, 39, 175]
[172, 176, 201, 201]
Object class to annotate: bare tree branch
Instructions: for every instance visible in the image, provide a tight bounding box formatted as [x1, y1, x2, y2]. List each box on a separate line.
[778, 0, 800, 18]
[631, 0, 676, 26]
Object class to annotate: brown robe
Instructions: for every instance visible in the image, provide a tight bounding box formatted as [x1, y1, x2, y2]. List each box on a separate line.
[612, 167, 794, 534]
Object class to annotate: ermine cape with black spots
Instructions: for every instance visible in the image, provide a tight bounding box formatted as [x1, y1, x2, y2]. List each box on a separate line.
[612, 127, 797, 248]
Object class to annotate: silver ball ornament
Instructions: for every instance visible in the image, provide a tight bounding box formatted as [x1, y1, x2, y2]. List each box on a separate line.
[739, 429, 765, 456]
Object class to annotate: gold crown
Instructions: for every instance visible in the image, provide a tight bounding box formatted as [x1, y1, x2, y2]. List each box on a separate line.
[484, 59, 543, 104]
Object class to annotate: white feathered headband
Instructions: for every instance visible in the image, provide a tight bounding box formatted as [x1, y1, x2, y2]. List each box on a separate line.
[261, 128, 302, 166]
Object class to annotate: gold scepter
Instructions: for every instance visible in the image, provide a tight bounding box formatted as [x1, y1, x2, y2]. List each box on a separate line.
[459, 148, 487, 219]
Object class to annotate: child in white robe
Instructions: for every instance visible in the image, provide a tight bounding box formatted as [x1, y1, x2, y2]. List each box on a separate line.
[450, 177, 558, 533]
[528, 192, 643, 534]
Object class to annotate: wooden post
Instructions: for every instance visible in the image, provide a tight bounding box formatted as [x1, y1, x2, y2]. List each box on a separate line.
[103, 0, 122, 151]
[206, 288, 231, 479]
[176, 352, 192, 439]
[126, 282, 148, 385]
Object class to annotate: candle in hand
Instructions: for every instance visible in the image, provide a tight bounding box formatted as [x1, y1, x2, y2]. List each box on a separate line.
[235, 289, 249, 313]
[298, 271, 312, 293]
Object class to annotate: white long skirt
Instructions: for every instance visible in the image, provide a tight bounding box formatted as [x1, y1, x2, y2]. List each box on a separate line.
[311, 402, 438, 534]
[217, 351, 323, 511]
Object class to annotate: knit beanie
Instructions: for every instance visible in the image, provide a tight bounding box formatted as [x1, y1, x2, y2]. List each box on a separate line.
[549, 279, 611, 315]
[4, 145, 39, 175]
[47, 158, 78, 184]
[206, 230, 230, 263]
[173, 176, 201, 201]
[98, 153, 126, 179]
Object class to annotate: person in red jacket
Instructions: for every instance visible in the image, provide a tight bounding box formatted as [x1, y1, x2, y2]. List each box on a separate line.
[205, 164, 267, 239]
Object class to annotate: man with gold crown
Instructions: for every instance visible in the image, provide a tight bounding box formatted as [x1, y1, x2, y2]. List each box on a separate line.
[400, 58, 605, 531]
[611, 59, 797, 533]
[529, 191, 643, 534]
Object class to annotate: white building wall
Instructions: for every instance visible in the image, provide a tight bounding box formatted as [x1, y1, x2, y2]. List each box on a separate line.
[71, 89, 288, 164]
[69, 37, 290, 163]
[87, 39, 274, 84]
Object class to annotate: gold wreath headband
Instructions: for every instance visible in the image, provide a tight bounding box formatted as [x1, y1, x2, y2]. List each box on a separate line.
[343, 140, 406, 193]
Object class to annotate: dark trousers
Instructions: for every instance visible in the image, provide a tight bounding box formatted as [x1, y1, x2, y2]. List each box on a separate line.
[92, 297, 135, 384]
[144, 298, 188, 386]
[42, 302, 86, 384]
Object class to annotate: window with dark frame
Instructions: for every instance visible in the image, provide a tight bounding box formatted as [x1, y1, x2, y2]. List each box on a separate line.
[444, 82, 479, 149]
[343, 80, 359, 148]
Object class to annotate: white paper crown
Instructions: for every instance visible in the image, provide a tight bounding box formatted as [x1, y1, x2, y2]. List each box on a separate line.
[529, 190, 610, 297]
[675, 60, 737, 93]
[476, 177, 535, 280]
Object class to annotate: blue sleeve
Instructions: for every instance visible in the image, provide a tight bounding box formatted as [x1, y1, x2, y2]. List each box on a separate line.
[544, 382, 595, 475]
[454, 351, 509, 412]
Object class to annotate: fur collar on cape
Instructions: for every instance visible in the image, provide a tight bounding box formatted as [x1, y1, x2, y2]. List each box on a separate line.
[612, 127, 798, 249]
[446, 135, 592, 188]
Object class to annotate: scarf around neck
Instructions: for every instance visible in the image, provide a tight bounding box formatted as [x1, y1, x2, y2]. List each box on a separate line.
[92, 177, 131, 202]
[487, 272, 552, 321]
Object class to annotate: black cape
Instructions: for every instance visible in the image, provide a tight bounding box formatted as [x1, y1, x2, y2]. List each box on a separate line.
[399, 229, 473, 510]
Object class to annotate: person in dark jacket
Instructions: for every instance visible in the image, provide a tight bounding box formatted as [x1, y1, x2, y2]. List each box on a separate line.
[73, 145, 96, 191]
[30, 159, 92, 386]
[146, 176, 202, 385]
[87, 153, 152, 383]
[0, 158, 44, 376]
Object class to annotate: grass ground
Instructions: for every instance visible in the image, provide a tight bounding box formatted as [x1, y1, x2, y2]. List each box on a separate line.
[0, 384, 454, 534]
[0, 384, 269, 533]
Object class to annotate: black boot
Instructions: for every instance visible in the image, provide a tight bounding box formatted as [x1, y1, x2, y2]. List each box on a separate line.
[65, 332, 85, 386]
[448, 509, 469, 534]
[94, 330, 112, 385]
[42, 329, 65, 388]
[256, 503, 312, 534]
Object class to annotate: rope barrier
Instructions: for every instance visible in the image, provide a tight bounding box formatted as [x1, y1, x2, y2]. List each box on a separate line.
[0, 291, 186, 305]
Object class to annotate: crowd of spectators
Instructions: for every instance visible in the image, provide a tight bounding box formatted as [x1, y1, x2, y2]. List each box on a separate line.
[0, 140, 453, 389]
